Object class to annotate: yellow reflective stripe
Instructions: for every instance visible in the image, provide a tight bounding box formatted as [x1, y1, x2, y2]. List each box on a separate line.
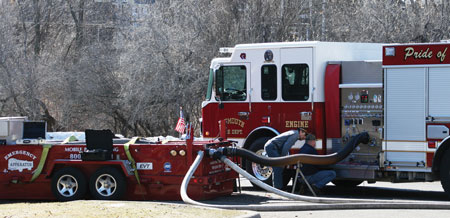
[124, 137, 140, 184]
[30, 144, 52, 182]
[61, 135, 78, 144]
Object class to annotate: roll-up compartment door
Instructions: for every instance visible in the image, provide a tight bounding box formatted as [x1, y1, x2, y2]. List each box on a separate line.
[385, 68, 426, 141]
[385, 68, 426, 165]
[429, 67, 450, 118]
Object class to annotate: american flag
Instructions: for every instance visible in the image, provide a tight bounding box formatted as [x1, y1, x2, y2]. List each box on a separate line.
[175, 107, 185, 134]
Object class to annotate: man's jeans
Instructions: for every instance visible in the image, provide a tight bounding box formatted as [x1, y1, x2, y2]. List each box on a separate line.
[264, 143, 284, 189]
[304, 170, 336, 189]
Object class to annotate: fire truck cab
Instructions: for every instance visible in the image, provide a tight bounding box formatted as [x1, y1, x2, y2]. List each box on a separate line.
[201, 41, 450, 197]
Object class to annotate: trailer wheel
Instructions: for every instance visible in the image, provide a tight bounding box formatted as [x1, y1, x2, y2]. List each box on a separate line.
[332, 179, 363, 188]
[245, 137, 273, 188]
[89, 167, 126, 200]
[51, 167, 87, 201]
[440, 149, 450, 199]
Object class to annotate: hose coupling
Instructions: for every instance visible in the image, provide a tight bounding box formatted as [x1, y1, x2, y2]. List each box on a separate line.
[204, 147, 237, 160]
[205, 148, 217, 158]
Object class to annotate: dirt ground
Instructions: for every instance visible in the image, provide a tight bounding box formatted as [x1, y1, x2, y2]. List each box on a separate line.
[0, 200, 252, 218]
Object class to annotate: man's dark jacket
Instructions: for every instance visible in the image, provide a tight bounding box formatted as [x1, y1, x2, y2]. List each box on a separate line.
[298, 143, 319, 176]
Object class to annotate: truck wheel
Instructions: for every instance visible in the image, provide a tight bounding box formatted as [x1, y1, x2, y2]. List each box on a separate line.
[51, 167, 87, 201]
[245, 137, 273, 188]
[440, 149, 450, 199]
[89, 167, 126, 200]
[332, 179, 363, 188]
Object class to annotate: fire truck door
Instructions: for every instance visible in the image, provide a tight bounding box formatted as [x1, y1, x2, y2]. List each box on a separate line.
[385, 68, 426, 167]
[279, 47, 314, 140]
[214, 63, 251, 138]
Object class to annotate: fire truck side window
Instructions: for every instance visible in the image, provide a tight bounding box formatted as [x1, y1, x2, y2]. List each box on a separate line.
[281, 64, 309, 101]
[215, 65, 247, 101]
[261, 65, 277, 100]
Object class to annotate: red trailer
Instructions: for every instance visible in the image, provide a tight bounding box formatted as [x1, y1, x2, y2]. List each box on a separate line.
[0, 119, 237, 201]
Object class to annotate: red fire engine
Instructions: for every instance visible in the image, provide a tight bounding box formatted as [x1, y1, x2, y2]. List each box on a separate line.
[0, 118, 237, 201]
[201, 41, 450, 197]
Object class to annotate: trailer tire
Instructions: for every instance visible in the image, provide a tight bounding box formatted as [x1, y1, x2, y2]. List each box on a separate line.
[245, 137, 273, 188]
[89, 167, 126, 200]
[51, 167, 87, 201]
[332, 180, 363, 188]
[440, 149, 450, 199]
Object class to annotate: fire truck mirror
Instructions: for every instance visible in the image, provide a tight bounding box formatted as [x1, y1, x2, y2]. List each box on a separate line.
[218, 102, 224, 109]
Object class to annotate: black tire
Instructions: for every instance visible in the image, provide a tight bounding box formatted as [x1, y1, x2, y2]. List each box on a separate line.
[440, 149, 450, 199]
[332, 179, 363, 188]
[51, 167, 87, 201]
[245, 137, 273, 188]
[89, 167, 127, 200]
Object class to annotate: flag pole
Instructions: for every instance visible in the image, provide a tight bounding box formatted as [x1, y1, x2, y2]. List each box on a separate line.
[179, 106, 182, 138]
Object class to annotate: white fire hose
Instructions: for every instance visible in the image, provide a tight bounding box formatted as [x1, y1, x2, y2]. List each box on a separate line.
[181, 151, 450, 211]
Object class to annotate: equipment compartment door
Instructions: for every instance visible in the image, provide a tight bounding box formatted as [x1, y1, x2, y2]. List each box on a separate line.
[384, 68, 426, 166]
[428, 67, 450, 119]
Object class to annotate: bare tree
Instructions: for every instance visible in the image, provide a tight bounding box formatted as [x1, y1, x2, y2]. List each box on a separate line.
[1, 0, 450, 137]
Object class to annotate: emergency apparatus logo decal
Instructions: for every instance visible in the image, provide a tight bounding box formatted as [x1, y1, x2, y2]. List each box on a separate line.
[3, 150, 37, 172]
[8, 158, 33, 172]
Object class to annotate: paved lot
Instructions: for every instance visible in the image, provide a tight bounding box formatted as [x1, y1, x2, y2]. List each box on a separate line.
[206, 176, 448, 203]
[260, 209, 450, 218]
[202, 176, 450, 217]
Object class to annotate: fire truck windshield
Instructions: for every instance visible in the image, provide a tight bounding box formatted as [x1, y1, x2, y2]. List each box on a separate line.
[215, 66, 247, 101]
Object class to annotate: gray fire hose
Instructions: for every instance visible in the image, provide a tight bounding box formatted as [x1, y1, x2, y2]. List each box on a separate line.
[181, 151, 450, 211]
[215, 132, 370, 167]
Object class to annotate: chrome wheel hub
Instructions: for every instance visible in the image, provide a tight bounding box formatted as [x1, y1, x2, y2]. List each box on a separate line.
[95, 174, 117, 197]
[251, 149, 273, 181]
[57, 175, 78, 197]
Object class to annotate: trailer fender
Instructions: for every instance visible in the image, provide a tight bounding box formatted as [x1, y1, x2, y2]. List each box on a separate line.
[432, 136, 450, 175]
[46, 160, 135, 179]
